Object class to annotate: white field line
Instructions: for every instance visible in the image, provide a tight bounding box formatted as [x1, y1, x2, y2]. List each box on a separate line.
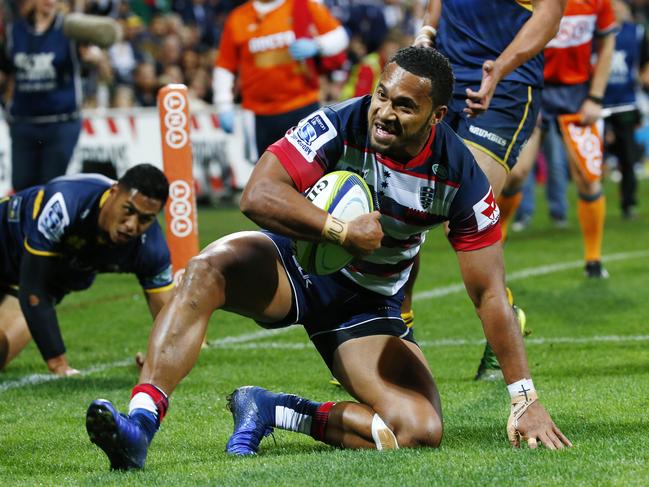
[413, 249, 649, 302]
[1, 249, 647, 394]
[209, 334, 649, 351]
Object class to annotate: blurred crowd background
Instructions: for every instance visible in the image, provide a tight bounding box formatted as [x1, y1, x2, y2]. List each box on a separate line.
[0, 0, 425, 110]
[1, 0, 649, 212]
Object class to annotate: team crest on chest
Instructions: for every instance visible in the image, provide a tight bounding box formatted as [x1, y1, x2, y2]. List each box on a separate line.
[419, 186, 435, 211]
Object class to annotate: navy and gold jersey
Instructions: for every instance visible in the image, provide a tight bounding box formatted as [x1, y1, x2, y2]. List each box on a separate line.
[0, 174, 173, 294]
[436, 0, 543, 88]
[267, 96, 501, 296]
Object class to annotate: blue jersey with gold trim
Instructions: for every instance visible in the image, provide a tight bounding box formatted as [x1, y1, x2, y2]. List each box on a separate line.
[0, 174, 172, 293]
[436, 0, 543, 88]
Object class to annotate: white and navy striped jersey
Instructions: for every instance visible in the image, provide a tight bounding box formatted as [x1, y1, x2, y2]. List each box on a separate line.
[268, 96, 501, 296]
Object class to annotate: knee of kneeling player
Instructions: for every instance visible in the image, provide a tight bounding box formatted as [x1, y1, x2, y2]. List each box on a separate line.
[183, 254, 226, 292]
[395, 414, 443, 448]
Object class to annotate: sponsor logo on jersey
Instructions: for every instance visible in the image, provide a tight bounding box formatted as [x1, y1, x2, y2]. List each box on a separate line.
[8, 196, 22, 222]
[14, 52, 56, 90]
[148, 264, 173, 288]
[546, 15, 596, 49]
[287, 110, 338, 162]
[37, 192, 70, 242]
[472, 188, 500, 231]
[432, 163, 448, 180]
[306, 179, 328, 201]
[249, 31, 295, 53]
[468, 125, 507, 147]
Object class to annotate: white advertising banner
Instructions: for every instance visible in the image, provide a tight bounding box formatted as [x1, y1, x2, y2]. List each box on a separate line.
[0, 107, 255, 199]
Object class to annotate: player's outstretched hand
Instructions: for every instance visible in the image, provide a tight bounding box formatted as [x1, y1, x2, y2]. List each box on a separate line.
[464, 60, 500, 117]
[344, 211, 383, 257]
[507, 394, 572, 450]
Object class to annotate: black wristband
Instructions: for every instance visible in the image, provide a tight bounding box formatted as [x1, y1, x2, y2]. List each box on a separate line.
[587, 94, 604, 105]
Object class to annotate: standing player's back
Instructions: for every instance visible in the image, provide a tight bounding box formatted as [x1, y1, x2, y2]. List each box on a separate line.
[437, 0, 542, 87]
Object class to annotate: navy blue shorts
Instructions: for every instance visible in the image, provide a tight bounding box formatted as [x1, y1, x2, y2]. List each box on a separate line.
[445, 80, 541, 171]
[258, 232, 416, 369]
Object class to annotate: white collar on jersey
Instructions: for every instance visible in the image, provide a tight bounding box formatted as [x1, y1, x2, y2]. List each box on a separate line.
[252, 0, 286, 15]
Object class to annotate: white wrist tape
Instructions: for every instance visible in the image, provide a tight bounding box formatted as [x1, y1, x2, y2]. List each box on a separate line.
[419, 25, 437, 39]
[507, 378, 535, 400]
[506, 380, 539, 448]
[322, 214, 349, 245]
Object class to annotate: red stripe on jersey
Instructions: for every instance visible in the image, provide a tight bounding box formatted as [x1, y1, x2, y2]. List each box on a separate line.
[267, 138, 326, 192]
[448, 220, 502, 252]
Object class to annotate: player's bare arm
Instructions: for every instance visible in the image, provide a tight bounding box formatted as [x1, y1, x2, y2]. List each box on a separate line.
[464, 0, 566, 116]
[456, 242, 572, 449]
[579, 32, 616, 125]
[413, 0, 441, 48]
[240, 151, 383, 256]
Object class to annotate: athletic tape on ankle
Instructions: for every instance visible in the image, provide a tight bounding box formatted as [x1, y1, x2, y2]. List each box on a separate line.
[507, 378, 535, 400]
[371, 414, 399, 450]
[321, 214, 348, 245]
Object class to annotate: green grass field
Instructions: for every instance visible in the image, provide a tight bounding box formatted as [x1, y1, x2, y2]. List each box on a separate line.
[1, 179, 648, 486]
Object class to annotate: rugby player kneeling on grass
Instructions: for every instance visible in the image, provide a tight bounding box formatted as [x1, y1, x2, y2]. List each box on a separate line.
[0, 164, 173, 376]
[86, 47, 571, 471]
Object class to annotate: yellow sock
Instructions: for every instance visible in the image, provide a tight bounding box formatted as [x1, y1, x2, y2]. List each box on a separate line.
[577, 195, 606, 262]
[497, 192, 523, 242]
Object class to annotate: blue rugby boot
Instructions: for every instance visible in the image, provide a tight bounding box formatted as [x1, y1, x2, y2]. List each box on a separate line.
[86, 399, 154, 470]
[225, 386, 276, 455]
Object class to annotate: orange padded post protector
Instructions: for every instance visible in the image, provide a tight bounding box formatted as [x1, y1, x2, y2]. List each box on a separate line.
[157, 84, 199, 283]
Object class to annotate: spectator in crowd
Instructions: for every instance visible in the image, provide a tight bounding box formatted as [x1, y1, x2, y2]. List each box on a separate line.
[339, 30, 402, 100]
[172, 0, 232, 48]
[108, 15, 145, 85]
[111, 83, 135, 107]
[0, 0, 120, 190]
[133, 61, 159, 106]
[213, 0, 348, 159]
[603, 0, 649, 218]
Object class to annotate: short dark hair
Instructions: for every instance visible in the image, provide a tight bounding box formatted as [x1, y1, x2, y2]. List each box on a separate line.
[117, 164, 169, 206]
[388, 46, 455, 108]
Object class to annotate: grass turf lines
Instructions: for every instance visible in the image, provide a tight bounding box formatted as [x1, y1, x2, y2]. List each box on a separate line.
[1, 180, 648, 485]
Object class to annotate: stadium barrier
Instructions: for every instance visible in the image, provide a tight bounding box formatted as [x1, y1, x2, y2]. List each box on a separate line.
[0, 106, 255, 200]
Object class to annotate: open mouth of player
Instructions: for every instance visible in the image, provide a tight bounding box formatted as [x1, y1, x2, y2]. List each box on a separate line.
[115, 230, 133, 243]
[373, 122, 398, 143]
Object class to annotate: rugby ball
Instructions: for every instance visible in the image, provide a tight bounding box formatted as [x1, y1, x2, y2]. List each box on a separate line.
[296, 171, 374, 275]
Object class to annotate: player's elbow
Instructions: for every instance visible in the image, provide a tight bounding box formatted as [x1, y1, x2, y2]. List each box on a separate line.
[240, 179, 274, 221]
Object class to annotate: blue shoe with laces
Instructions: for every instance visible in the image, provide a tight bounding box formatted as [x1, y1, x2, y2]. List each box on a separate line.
[225, 386, 275, 455]
[86, 399, 151, 470]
